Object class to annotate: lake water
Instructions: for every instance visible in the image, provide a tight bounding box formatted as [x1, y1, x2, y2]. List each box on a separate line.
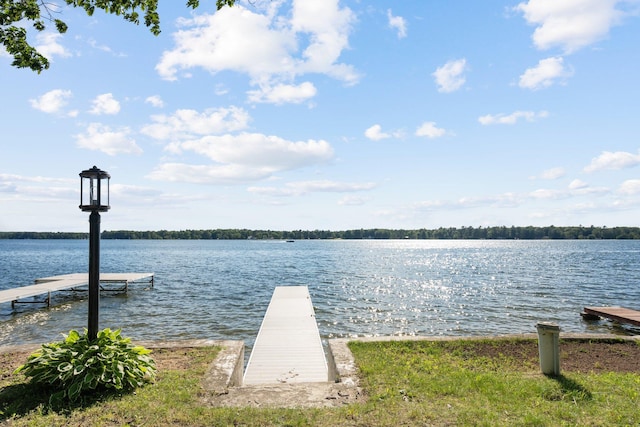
[1, 239, 639, 348]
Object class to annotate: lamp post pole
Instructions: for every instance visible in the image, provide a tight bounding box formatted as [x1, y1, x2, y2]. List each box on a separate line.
[88, 210, 101, 341]
[79, 166, 110, 342]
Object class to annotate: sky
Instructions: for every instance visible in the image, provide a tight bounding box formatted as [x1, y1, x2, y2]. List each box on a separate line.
[2, 0, 640, 232]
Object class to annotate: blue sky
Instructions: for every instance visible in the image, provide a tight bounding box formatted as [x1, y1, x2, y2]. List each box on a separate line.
[2, 0, 640, 232]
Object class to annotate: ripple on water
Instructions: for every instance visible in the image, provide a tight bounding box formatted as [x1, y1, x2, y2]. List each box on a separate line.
[1, 239, 640, 347]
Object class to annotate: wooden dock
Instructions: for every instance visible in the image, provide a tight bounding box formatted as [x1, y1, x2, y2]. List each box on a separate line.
[243, 286, 328, 385]
[0, 273, 154, 307]
[582, 306, 640, 327]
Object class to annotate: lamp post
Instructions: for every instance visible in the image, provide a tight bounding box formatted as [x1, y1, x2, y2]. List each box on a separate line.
[79, 166, 110, 341]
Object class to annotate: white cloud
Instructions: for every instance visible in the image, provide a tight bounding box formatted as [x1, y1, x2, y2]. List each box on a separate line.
[364, 124, 390, 141]
[141, 105, 338, 186]
[338, 195, 370, 206]
[364, 124, 404, 141]
[540, 167, 566, 180]
[110, 184, 163, 199]
[29, 89, 72, 114]
[0, 173, 73, 186]
[478, 110, 549, 125]
[568, 179, 588, 190]
[84, 38, 127, 57]
[89, 93, 121, 115]
[584, 150, 640, 172]
[531, 181, 609, 201]
[156, 1, 358, 103]
[0, 173, 75, 202]
[148, 130, 335, 185]
[415, 122, 446, 139]
[531, 182, 610, 201]
[529, 188, 567, 200]
[458, 193, 522, 208]
[414, 193, 522, 211]
[409, 180, 623, 220]
[414, 200, 447, 210]
[387, 9, 407, 39]
[141, 106, 250, 141]
[0, 180, 17, 194]
[248, 180, 377, 197]
[618, 179, 640, 195]
[157, 6, 293, 81]
[147, 163, 272, 184]
[515, 0, 629, 53]
[247, 81, 317, 104]
[432, 58, 468, 93]
[75, 123, 142, 156]
[519, 56, 573, 90]
[180, 133, 334, 171]
[145, 95, 165, 108]
[35, 32, 71, 60]
[214, 84, 229, 96]
[290, 0, 357, 79]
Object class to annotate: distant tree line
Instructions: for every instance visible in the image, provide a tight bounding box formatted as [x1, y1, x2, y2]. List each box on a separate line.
[2, 226, 640, 240]
[0, 231, 87, 239]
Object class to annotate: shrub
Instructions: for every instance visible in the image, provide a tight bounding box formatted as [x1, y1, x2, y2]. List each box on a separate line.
[15, 328, 157, 402]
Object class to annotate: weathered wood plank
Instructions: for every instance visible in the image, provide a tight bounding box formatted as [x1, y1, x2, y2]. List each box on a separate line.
[583, 306, 640, 327]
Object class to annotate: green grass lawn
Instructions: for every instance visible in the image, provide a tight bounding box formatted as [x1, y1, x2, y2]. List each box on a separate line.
[2, 339, 639, 426]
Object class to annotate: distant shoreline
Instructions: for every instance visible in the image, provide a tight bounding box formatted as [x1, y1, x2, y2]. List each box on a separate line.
[2, 225, 640, 240]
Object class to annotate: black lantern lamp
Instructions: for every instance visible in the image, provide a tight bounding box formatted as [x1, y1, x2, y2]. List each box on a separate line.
[79, 166, 110, 341]
[80, 166, 110, 212]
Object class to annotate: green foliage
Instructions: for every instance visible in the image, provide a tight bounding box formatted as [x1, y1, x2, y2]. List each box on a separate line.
[14, 328, 156, 402]
[347, 339, 640, 426]
[2, 225, 640, 240]
[3, 341, 640, 425]
[97, 225, 640, 240]
[1, 0, 235, 72]
[0, 231, 88, 239]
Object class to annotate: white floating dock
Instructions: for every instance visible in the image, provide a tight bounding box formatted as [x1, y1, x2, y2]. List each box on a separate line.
[0, 273, 154, 307]
[243, 286, 328, 385]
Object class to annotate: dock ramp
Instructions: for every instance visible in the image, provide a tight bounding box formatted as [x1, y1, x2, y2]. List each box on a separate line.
[243, 286, 328, 385]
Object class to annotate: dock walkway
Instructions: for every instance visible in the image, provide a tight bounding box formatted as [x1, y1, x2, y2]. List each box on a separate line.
[243, 286, 328, 385]
[583, 306, 640, 327]
[0, 273, 154, 307]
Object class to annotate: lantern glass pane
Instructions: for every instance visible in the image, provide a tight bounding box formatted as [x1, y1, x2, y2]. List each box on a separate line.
[104, 179, 109, 206]
[81, 176, 89, 206]
[91, 178, 98, 205]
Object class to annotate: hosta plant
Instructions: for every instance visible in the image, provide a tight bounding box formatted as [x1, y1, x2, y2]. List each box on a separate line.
[15, 328, 156, 402]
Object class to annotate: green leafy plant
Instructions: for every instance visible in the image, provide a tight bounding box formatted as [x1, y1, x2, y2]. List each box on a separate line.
[14, 328, 156, 402]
